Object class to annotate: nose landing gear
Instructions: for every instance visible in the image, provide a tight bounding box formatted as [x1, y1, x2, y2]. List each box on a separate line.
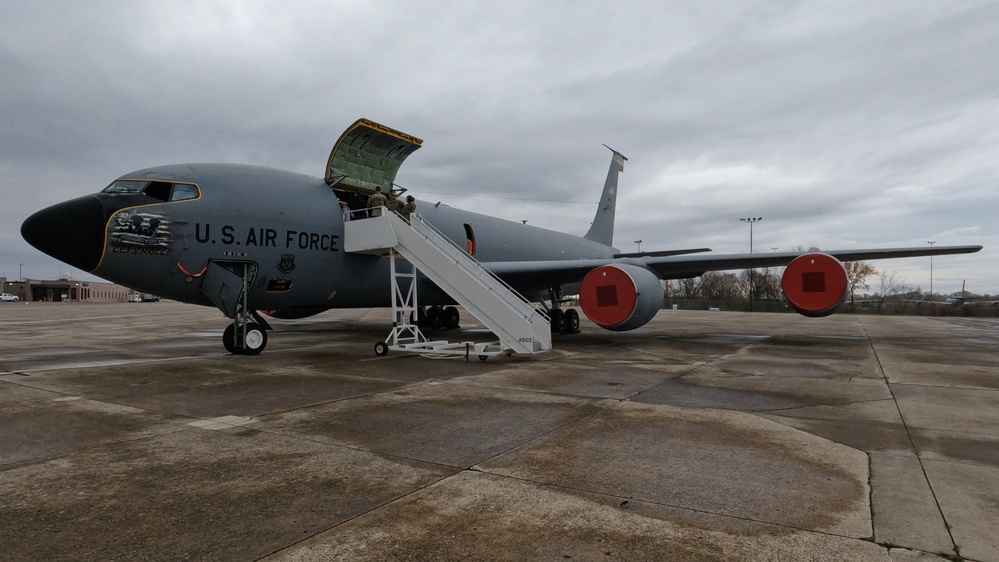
[200, 260, 271, 355]
[223, 321, 268, 355]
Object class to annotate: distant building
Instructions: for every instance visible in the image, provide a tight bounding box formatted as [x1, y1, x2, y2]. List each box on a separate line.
[4, 278, 133, 303]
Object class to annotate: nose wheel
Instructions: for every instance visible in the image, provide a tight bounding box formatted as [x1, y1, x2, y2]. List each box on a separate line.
[224, 322, 268, 355]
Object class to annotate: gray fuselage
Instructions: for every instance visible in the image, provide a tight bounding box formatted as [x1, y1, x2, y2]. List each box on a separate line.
[88, 163, 616, 314]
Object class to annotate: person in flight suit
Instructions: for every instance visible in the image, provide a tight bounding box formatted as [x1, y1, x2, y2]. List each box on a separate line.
[401, 195, 416, 223]
[368, 186, 387, 217]
[386, 191, 405, 216]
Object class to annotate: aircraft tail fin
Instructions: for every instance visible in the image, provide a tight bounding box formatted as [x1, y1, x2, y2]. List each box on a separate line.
[583, 145, 627, 247]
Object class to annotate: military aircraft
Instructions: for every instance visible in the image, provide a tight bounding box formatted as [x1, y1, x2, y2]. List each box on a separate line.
[21, 118, 982, 355]
[915, 281, 999, 307]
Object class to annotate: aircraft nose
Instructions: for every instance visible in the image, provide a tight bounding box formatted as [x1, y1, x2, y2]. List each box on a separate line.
[21, 195, 107, 272]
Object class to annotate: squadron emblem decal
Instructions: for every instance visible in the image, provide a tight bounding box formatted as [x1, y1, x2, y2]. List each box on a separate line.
[277, 254, 296, 274]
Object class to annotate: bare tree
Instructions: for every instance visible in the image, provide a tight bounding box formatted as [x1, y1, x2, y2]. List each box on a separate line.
[701, 272, 744, 301]
[740, 267, 784, 311]
[844, 261, 877, 310]
[874, 269, 911, 313]
[678, 276, 702, 300]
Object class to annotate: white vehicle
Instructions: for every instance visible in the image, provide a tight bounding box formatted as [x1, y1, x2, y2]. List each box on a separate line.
[0, 293, 20, 302]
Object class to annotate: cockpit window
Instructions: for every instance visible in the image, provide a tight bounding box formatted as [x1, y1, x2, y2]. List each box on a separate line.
[102, 180, 148, 195]
[101, 180, 201, 202]
[170, 183, 199, 201]
[143, 181, 173, 201]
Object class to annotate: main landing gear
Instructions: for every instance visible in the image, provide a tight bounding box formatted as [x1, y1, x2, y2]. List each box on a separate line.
[418, 305, 461, 330]
[545, 286, 581, 335]
[414, 290, 581, 336]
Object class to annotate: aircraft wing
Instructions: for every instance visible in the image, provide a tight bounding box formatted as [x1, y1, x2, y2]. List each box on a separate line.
[485, 244, 983, 288]
[613, 247, 712, 259]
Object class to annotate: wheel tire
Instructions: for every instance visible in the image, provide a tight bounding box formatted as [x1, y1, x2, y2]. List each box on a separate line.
[426, 307, 442, 329]
[444, 306, 460, 329]
[549, 309, 566, 334]
[241, 323, 267, 355]
[223, 324, 237, 354]
[224, 323, 267, 355]
[564, 309, 580, 334]
[479, 355, 488, 361]
[374, 341, 389, 356]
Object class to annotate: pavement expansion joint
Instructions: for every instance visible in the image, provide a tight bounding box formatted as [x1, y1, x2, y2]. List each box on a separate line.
[187, 416, 259, 431]
[863, 324, 962, 556]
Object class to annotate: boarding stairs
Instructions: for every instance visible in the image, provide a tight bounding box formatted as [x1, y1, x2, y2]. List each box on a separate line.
[344, 212, 551, 357]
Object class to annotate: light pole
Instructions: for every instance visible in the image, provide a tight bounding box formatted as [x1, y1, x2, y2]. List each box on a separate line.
[19, 263, 23, 282]
[927, 241, 935, 297]
[634, 240, 643, 253]
[740, 217, 763, 253]
[740, 218, 762, 312]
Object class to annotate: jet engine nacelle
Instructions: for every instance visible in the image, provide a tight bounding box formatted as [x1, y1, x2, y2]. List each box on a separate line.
[580, 264, 664, 331]
[781, 253, 848, 317]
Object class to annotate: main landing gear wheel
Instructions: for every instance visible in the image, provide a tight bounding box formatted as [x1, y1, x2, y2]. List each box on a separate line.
[564, 308, 580, 334]
[374, 341, 389, 356]
[224, 323, 268, 355]
[425, 307, 442, 329]
[443, 306, 460, 329]
[549, 309, 566, 334]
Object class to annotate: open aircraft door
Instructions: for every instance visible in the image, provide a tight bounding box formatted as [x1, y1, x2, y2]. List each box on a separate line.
[325, 118, 423, 194]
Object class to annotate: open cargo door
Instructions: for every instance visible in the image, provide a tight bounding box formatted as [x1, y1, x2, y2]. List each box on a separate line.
[325, 118, 423, 193]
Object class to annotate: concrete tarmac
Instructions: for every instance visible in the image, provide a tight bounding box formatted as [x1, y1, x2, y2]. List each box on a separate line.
[1, 302, 997, 561]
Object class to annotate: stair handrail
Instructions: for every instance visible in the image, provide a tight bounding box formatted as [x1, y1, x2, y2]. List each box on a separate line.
[402, 212, 548, 324]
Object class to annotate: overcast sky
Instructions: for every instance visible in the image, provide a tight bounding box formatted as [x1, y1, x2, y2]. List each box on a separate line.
[2, 1, 997, 295]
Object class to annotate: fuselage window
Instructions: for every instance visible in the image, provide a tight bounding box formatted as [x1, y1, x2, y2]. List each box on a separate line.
[464, 223, 476, 255]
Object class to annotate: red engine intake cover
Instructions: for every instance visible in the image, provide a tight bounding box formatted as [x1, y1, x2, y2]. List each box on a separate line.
[781, 253, 848, 317]
[580, 264, 665, 331]
[580, 265, 639, 328]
